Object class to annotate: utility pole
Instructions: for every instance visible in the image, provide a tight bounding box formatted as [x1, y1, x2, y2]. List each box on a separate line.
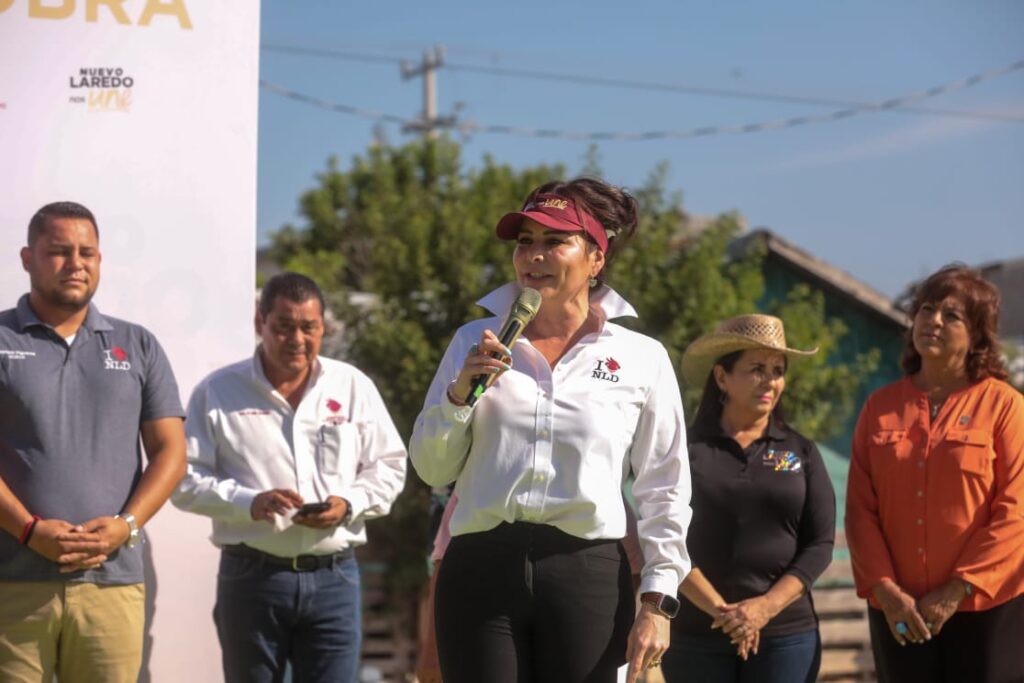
[401, 45, 458, 138]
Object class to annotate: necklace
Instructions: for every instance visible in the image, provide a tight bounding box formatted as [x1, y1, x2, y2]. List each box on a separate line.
[929, 398, 945, 420]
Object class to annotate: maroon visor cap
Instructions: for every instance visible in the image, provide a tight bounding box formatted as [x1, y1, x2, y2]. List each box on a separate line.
[495, 194, 608, 252]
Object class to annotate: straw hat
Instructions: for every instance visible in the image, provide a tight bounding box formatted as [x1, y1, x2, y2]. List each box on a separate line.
[680, 314, 818, 387]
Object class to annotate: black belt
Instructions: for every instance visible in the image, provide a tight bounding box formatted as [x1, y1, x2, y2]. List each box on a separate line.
[222, 543, 353, 572]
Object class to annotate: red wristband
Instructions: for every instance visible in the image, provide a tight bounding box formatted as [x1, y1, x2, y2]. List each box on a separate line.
[19, 515, 41, 545]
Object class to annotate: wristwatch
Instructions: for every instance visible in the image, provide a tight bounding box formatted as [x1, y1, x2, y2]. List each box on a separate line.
[115, 513, 140, 548]
[640, 592, 681, 619]
[338, 498, 353, 527]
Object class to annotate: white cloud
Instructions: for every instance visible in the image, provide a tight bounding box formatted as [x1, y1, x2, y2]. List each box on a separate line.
[764, 103, 1024, 172]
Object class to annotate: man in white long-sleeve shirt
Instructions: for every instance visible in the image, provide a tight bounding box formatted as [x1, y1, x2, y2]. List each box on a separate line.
[173, 272, 407, 683]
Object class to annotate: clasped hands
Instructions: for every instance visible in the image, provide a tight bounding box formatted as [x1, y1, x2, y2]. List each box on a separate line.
[874, 578, 965, 646]
[27, 515, 132, 573]
[712, 597, 772, 660]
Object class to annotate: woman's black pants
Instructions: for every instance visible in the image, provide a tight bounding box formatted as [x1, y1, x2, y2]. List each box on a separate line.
[435, 522, 634, 683]
[868, 592, 1024, 683]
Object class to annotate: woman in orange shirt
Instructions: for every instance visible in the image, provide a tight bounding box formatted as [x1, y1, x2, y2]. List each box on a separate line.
[846, 265, 1024, 683]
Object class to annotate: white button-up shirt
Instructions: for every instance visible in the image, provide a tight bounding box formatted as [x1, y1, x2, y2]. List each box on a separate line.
[410, 284, 692, 595]
[173, 352, 407, 557]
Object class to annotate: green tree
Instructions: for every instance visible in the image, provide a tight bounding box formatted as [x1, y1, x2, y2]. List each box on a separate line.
[271, 137, 877, 587]
[769, 285, 880, 438]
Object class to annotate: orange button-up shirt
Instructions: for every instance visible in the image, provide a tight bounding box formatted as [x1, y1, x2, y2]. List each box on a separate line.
[846, 376, 1024, 611]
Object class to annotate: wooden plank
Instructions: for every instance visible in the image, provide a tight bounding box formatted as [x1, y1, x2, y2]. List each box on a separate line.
[818, 558, 855, 586]
[820, 653, 859, 678]
[363, 634, 415, 650]
[819, 647, 876, 681]
[820, 618, 871, 647]
[362, 640, 401, 655]
[813, 588, 868, 616]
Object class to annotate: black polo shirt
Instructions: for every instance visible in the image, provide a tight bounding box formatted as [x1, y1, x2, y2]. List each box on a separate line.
[673, 417, 835, 638]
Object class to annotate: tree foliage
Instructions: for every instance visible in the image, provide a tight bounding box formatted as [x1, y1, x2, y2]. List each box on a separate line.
[769, 285, 880, 439]
[271, 137, 877, 587]
[273, 141, 560, 436]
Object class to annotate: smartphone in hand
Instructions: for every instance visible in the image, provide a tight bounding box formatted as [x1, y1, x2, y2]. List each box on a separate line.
[297, 501, 331, 515]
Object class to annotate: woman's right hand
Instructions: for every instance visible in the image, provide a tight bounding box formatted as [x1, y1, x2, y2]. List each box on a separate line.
[448, 330, 512, 403]
[714, 600, 768, 660]
[872, 579, 931, 645]
[736, 629, 759, 660]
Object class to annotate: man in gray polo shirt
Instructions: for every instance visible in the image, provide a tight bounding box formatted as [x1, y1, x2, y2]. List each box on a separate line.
[0, 201, 186, 682]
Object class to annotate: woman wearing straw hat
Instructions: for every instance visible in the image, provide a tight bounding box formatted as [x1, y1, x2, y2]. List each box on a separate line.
[660, 314, 835, 683]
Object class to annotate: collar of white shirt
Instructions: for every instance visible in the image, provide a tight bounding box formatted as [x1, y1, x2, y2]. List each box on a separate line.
[476, 282, 638, 321]
[250, 348, 325, 403]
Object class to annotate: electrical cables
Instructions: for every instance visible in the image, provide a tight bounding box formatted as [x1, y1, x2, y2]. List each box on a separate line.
[260, 57, 1024, 141]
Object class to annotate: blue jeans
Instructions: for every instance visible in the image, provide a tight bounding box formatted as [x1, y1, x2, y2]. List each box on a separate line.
[661, 628, 820, 683]
[213, 549, 362, 683]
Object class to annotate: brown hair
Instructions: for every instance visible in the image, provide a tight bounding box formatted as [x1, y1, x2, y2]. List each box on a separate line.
[901, 264, 1007, 381]
[522, 177, 639, 283]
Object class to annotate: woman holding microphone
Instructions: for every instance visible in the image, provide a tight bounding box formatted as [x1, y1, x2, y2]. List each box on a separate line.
[410, 177, 691, 683]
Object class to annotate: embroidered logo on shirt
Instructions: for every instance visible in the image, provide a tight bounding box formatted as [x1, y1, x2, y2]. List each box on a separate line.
[592, 357, 620, 383]
[762, 449, 802, 472]
[103, 346, 131, 371]
[959, 415, 971, 426]
[324, 398, 348, 425]
[0, 349, 36, 360]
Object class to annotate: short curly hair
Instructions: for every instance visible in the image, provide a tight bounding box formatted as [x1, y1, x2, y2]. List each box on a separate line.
[901, 264, 1007, 382]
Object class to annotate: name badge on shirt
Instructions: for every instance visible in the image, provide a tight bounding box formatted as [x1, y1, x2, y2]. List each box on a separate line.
[762, 449, 802, 473]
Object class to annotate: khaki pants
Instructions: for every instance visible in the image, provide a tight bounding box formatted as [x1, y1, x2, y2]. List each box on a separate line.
[0, 581, 144, 683]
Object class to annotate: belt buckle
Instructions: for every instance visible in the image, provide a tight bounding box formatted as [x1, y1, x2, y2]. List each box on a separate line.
[291, 555, 315, 572]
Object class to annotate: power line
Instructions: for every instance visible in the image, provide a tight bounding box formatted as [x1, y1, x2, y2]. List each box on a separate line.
[263, 44, 403, 66]
[445, 62, 1024, 124]
[261, 42, 1023, 123]
[259, 58, 1024, 142]
[259, 80, 408, 124]
[263, 43, 462, 137]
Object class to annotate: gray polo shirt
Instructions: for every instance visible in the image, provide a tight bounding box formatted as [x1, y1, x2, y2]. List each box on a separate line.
[0, 294, 184, 584]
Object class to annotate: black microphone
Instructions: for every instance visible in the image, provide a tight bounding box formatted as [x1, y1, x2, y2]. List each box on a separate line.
[465, 287, 542, 407]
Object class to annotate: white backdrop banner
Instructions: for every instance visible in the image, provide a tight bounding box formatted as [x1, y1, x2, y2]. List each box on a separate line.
[0, 3, 259, 681]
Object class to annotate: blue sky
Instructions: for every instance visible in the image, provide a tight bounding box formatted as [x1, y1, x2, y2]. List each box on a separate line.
[258, 1, 1023, 297]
